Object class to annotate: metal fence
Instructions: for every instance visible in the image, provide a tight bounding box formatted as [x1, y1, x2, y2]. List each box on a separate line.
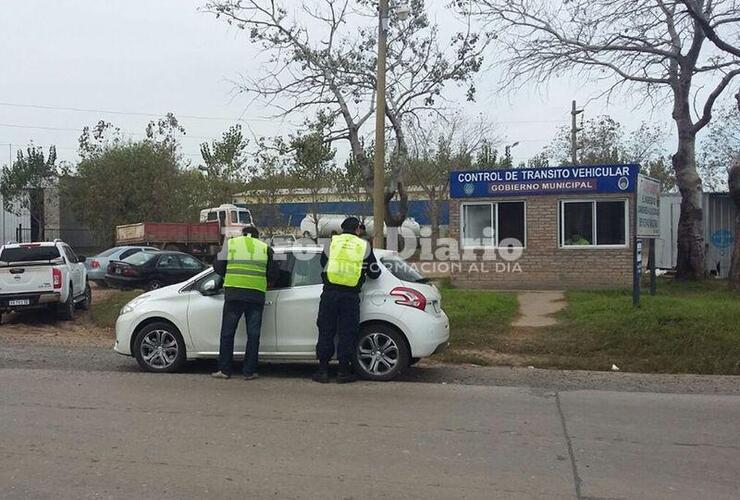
[11, 225, 106, 252]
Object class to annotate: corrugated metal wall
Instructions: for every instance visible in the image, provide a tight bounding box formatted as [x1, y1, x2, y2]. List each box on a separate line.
[657, 193, 737, 278]
[0, 194, 32, 243]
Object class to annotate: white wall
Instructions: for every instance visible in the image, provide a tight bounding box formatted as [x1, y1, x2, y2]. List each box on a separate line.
[0, 194, 31, 243]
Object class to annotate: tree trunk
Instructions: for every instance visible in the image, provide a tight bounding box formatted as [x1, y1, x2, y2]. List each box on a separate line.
[673, 122, 705, 280]
[429, 195, 440, 246]
[728, 160, 740, 290]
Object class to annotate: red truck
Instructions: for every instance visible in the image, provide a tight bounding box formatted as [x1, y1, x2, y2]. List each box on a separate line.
[115, 205, 256, 261]
[115, 221, 222, 260]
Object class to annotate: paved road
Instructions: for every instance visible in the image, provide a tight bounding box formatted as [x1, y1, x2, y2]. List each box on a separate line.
[1, 358, 739, 499]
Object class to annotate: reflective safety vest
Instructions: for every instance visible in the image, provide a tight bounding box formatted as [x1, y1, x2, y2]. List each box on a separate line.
[224, 235, 269, 292]
[326, 233, 368, 287]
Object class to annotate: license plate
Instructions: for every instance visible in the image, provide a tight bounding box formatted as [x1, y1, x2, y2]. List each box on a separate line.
[9, 299, 30, 306]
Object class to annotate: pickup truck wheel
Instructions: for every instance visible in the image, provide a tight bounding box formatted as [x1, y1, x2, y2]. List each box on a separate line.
[133, 322, 186, 373]
[57, 285, 75, 321]
[77, 283, 92, 311]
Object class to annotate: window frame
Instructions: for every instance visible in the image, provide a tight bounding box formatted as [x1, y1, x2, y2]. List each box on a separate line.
[459, 201, 527, 250]
[559, 199, 630, 249]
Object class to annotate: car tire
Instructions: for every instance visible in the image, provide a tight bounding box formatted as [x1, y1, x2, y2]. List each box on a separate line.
[354, 324, 410, 381]
[57, 285, 75, 321]
[148, 280, 164, 291]
[409, 357, 421, 366]
[77, 283, 92, 311]
[133, 322, 186, 373]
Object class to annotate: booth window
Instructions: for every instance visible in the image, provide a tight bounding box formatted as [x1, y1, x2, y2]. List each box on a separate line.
[560, 200, 627, 247]
[461, 202, 526, 248]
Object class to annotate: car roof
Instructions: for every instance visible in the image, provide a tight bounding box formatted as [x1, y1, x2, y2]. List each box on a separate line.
[271, 246, 396, 258]
[1, 241, 60, 249]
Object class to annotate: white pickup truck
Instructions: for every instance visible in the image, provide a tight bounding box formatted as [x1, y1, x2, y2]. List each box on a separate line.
[0, 240, 91, 323]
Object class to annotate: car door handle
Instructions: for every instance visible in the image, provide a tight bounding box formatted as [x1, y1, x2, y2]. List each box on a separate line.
[265, 301, 273, 306]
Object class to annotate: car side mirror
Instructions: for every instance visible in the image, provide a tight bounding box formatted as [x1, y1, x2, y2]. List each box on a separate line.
[201, 277, 223, 296]
[78, 255, 87, 263]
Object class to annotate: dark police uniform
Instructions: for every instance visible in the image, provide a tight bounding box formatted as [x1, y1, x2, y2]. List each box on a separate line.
[315, 229, 380, 382]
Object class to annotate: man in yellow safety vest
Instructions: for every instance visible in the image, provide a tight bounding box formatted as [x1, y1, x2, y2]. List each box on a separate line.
[313, 217, 380, 383]
[211, 226, 273, 380]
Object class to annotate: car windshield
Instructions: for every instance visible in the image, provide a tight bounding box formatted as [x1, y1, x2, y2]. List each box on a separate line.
[122, 251, 158, 266]
[0, 246, 62, 263]
[380, 255, 428, 283]
[97, 247, 122, 258]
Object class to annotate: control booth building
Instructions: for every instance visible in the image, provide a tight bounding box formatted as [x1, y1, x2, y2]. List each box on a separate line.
[448, 164, 640, 289]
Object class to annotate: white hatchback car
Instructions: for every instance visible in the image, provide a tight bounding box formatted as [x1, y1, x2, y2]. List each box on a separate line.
[114, 247, 450, 381]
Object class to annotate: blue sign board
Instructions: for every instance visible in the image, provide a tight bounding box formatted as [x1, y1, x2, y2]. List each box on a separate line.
[711, 229, 733, 249]
[450, 164, 639, 198]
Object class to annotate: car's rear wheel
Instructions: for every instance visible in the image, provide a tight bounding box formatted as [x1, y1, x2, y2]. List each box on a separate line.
[148, 280, 164, 291]
[354, 324, 409, 381]
[133, 322, 186, 373]
[77, 283, 92, 310]
[57, 285, 75, 321]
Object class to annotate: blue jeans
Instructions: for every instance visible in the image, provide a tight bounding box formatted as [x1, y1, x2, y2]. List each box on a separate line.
[218, 300, 263, 376]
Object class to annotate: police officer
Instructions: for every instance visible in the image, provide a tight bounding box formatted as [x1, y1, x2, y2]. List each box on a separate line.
[313, 217, 381, 384]
[212, 226, 273, 380]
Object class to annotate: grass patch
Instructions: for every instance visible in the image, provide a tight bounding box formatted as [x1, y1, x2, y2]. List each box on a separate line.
[88, 290, 142, 329]
[437, 279, 740, 375]
[539, 280, 740, 374]
[436, 288, 519, 365]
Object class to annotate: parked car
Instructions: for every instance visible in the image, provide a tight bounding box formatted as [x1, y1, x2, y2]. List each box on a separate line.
[0, 240, 91, 323]
[86, 246, 159, 287]
[105, 251, 207, 291]
[113, 247, 449, 381]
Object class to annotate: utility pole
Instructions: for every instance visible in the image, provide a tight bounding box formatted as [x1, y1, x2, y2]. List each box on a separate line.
[373, 0, 389, 249]
[571, 100, 583, 165]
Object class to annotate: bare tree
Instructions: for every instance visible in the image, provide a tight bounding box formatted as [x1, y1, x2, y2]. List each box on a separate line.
[464, 0, 740, 280]
[678, 0, 740, 288]
[678, 0, 740, 58]
[202, 0, 488, 228]
[406, 114, 498, 242]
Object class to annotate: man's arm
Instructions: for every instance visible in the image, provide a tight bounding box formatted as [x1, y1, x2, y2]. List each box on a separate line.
[213, 257, 227, 278]
[364, 243, 381, 280]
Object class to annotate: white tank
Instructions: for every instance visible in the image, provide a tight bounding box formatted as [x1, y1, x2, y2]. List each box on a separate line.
[299, 214, 421, 240]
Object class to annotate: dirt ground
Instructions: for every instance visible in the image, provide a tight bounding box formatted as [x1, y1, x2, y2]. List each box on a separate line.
[0, 286, 117, 348]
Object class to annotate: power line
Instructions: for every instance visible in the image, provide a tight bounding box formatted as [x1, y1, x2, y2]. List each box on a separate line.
[0, 101, 277, 123]
[0, 122, 221, 141]
[0, 101, 564, 125]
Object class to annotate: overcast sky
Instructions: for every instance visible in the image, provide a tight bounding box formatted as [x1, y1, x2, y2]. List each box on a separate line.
[1, 0, 729, 169]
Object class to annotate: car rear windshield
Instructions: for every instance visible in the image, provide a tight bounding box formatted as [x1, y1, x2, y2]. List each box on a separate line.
[380, 256, 428, 283]
[97, 247, 122, 258]
[0, 246, 62, 263]
[122, 251, 157, 266]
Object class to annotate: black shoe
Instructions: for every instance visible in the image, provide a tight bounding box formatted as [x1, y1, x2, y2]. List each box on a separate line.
[312, 370, 330, 384]
[336, 371, 358, 384]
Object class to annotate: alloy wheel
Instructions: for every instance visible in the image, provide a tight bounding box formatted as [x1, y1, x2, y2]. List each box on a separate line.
[358, 332, 399, 376]
[140, 329, 179, 369]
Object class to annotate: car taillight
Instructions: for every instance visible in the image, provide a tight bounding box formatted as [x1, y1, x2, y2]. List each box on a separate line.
[91, 259, 100, 269]
[390, 287, 427, 311]
[52, 268, 62, 289]
[122, 267, 139, 277]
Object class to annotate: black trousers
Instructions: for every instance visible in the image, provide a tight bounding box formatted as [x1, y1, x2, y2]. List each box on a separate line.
[316, 289, 360, 365]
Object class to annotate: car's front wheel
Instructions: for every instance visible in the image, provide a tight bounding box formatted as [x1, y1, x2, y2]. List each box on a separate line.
[354, 324, 409, 381]
[133, 322, 186, 373]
